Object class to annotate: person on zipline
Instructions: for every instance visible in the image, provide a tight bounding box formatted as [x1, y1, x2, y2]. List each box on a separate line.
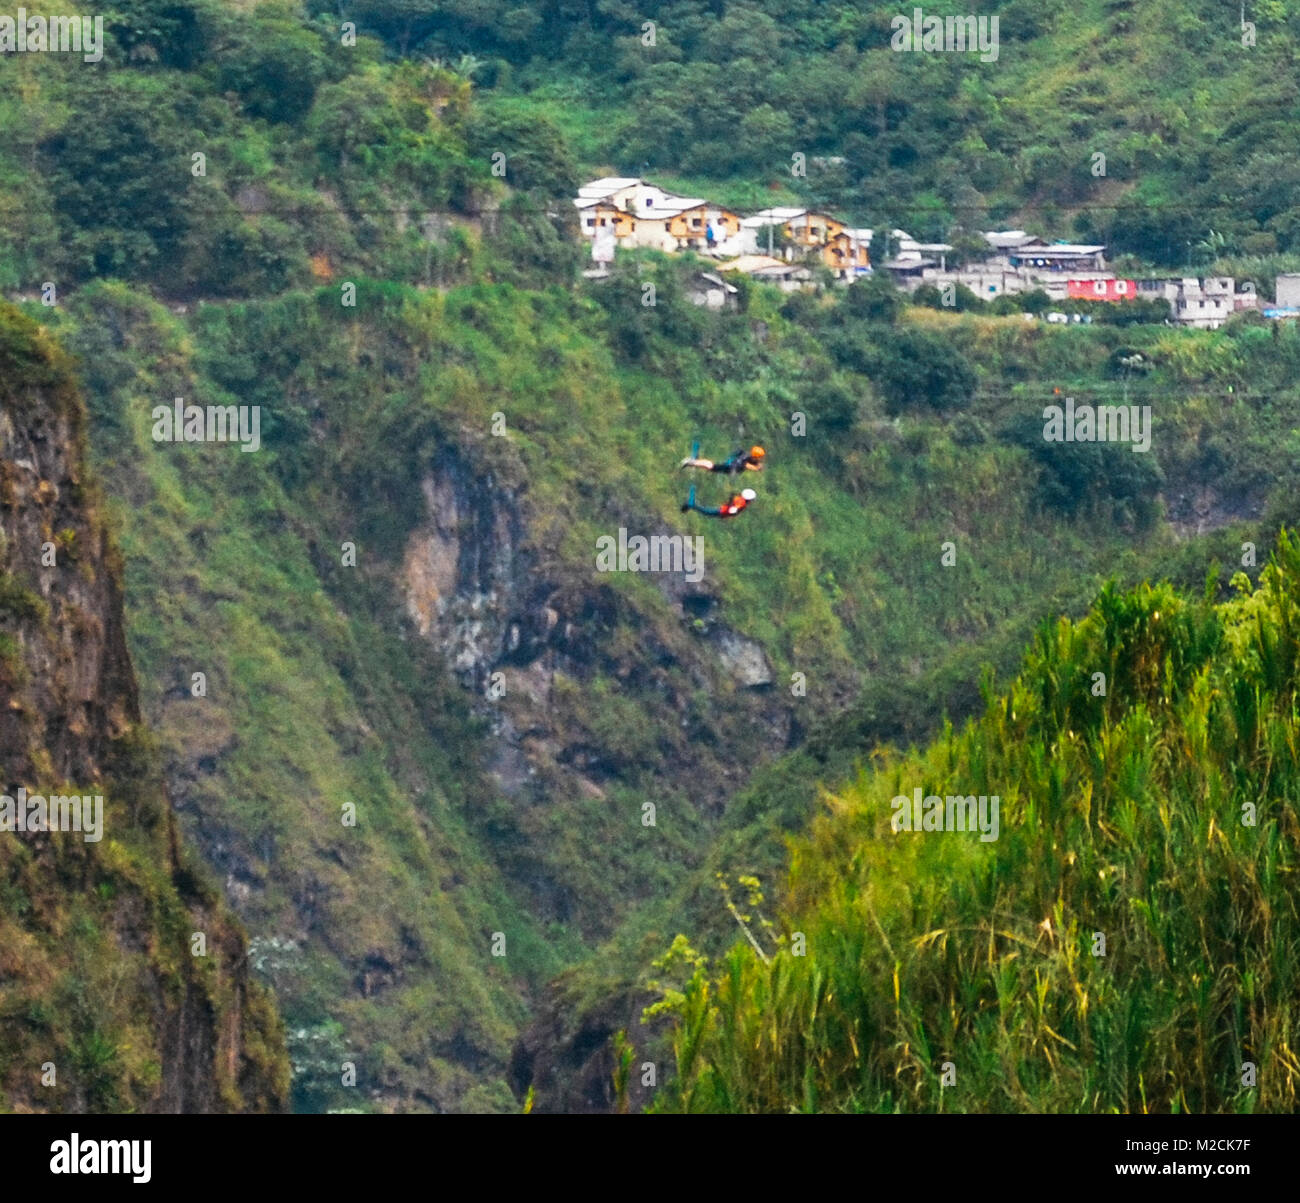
[681, 485, 756, 518]
[680, 443, 765, 474]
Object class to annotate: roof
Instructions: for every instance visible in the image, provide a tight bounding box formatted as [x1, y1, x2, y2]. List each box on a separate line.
[1013, 244, 1106, 257]
[577, 177, 640, 198]
[913, 242, 953, 253]
[719, 254, 800, 275]
[573, 199, 635, 218]
[656, 197, 708, 215]
[882, 257, 935, 270]
[984, 230, 1039, 248]
[741, 207, 809, 227]
[635, 207, 704, 225]
[693, 271, 739, 293]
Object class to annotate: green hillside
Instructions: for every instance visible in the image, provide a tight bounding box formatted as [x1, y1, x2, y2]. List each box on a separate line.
[11, 1, 1300, 299]
[338, 0, 1300, 274]
[3, 0, 1300, 1113]
[22, 259, 1295, 1110]
[0, 303, 288, 1114]
[642, 537, 1300, 1113]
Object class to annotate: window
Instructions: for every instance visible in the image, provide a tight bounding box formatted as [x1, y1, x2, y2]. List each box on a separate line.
[587, 219, 595, 228]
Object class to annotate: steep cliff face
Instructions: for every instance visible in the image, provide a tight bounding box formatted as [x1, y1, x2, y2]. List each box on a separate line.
[399, 442, 790, 933]
[393, 440, 803, 1109]
[0, 304, 289, 1113]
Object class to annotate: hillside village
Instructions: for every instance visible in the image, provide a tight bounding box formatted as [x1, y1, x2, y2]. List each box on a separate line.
[576, 175, 1298, 329]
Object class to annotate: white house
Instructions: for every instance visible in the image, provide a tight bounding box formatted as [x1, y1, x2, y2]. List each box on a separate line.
[1134, 277, 1245, 328]
[1275, 273, 1300, 308]
[574, 177, 747, 255]
[737, 207, 809, 257]
[686, 270, 740, 309]
[719, 254, 813, 292]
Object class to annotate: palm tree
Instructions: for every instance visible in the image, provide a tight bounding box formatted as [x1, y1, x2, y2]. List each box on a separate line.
[422, 53, 482, 83]
[454, 53, 483, 80]
[1195, 228, 1227, 266]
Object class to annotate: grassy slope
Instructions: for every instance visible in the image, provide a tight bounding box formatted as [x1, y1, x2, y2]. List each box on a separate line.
[645, 537, 1300, 1113]
[4, 0, 1299, 1111]
[27, 261, 1299, 1108]
[0, 303, 288, 1113]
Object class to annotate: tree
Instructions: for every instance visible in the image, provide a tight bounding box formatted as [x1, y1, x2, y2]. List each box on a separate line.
[105, 0, 215, 69]
[841, 273, 903, 324]
[464, 105, 579, 199]
[860, 325, 976, 414]
[1002, 411, 1164, 527]
[214, 6, 331, 123]
[40, 76, 195, 280]
[734, 103, 798, 174]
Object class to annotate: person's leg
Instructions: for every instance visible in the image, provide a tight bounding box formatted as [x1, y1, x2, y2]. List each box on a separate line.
[680, 485, 721, 515]
[681, 439, 712, 470]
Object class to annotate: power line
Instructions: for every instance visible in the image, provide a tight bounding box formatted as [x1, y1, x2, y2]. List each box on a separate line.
[0, 200, 1278, 217]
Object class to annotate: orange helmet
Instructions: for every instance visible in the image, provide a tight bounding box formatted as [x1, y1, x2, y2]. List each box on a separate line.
[750, 445, 765, 459]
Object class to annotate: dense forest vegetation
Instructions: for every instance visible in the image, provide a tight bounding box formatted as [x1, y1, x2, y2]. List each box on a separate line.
[2, 0, 1298, 1113]
[325, 0, 1300, 273]
[10, 1, 1300, 297]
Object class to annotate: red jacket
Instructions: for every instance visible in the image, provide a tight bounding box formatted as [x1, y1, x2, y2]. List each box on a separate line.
[719, 494, 750, 517]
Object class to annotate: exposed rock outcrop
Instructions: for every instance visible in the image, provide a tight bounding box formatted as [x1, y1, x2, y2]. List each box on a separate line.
[0, 304, 289, 1113]
[400, 444, 793, 827]
[396, 441, 798, 1109]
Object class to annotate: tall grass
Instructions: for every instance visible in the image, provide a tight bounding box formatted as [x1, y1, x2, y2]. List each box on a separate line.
[647, 538, 1300, 1113]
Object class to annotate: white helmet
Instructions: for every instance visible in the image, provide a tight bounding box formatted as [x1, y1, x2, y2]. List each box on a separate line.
[741, 489, 757, 501]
